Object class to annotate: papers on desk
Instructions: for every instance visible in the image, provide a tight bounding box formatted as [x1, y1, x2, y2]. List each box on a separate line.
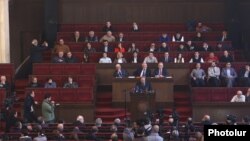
[128, 76, 135, 78]
[166, 76, 173, 78]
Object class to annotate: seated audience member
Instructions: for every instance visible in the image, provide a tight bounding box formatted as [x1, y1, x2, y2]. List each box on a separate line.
[85, 30, 98, 42]
[221, 62, 237, 87]
[134, 127, 146, 141]
[100, 31, 116, 42]
[154, 62, 169, 78]
[84, 42, 96, 54]
[148, 43, 157, 52]
[132, 22, 139, 32]
[231, 90, 246, 102]
[216, 42, 232, 51]
[159, 33, 170, 42]
[52, 51, 65, 63]
[63, 76, 79, 88]
[185, 40, 196, 51]
[131, 51, 141, 63]
[114, 52, 127, 63]
[245, 88, 250, 102]
[28, 76, 42, 88]
[95, 118, 103, 127]
[101, 40, 113, 53]
[0, 75, 9, 90]
[200, 42, 213, 52]
[177, 44, 187, 52]
[146, 125, 163, 141]
[99, 52, 112, 63]
[195, 22, 211, 32]
[134, 62, 151, 77]
[127, 43, 139, 53]
[205, 52, 219, 63]
[242, 116, 250, 125]
[238, 64, 250, 87]
[33, 126, 47, 141]
[102, 21, 113, 32]
[53, 129, 65, 141]
[207, 62, 220, 87]
[160, 52, 173, 63]
[189, 51, 204, 63]
[52, 39, 70, 54]
[134, 77, 153, 93]
[143, 52, 158, 63]
[113, 64, 128, 78]
[174, 53, 185, 63]
[201, 114, 212, 125]
[5, 110, 18, 133]
[74, 115, 85, 127]
[172, 32, 184, 42]
[30, 39, 48, 63]
[219, 50, 234, 62]
[65, 52, 78, 63]
[82, 53, 89, 63]
[194, 132, 204, 141]
[110, 133, 118, 141]
[44, 78, 57, 88]
[116, 32, 125, 42]
[73, 31, 84, 43]
[114, 42, 126, 53]
[219, 30, 229, 42]
[190, 63, 206, 87]
[192, 32, 204, 42]
[158, 42, 169, 52]
[86, 126, 100, 140]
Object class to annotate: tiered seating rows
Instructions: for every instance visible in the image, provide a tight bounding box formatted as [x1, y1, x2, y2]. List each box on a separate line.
[28, 75, 95, 88]
[47, 51, 235, 63]
[26, 88, 93, 103]
[64, 41, 232, 52]
[32, 63, 96, 75]
[192, 87, 249, 102]
[57, 32, 223, 41]
[59, 23, 225, 32]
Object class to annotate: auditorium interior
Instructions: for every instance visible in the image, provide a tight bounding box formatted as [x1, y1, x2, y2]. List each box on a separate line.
[0, 0, 250, 140]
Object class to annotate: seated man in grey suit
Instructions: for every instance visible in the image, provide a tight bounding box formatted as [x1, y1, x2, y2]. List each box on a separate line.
[153, 62, 169, 78]
[113, 64, 128, 78]
[221, 62, 237, 87]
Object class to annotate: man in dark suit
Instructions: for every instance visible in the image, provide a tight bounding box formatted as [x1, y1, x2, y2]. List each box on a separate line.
[133, 62, 151, 77]
[30, 39, 48, 63]
[101, 40, 113, 53]
[113, 64, 128, 78]
[154, 62, 169, 78]
[134, 77, 153, 93]
[73, 31, 84, 43]
[23, 90, 38, 123]
[221, 62, 237, 87]
[102, 21, 114, 32]
[220, 50, 234, 62]
[160, 52, 173, 63]
[238, 64, 250, 87]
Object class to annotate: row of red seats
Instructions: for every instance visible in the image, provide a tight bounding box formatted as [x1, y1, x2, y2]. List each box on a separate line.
[25, 88, 94, 103]
[28, 75, 96, 88]
[192, 87, 249, 102]
[59, 23, 225, 32]
[57, 32, 223, 42]
[32, 63, 96, 75]
[63, 41, 232, 52]
[46, 51, 235, 63]
[0, 63, 15, 79]
[0, 89, 6, 103]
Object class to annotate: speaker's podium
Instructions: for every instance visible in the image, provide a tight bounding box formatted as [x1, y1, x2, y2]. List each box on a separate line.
[129, 91, 156, 121]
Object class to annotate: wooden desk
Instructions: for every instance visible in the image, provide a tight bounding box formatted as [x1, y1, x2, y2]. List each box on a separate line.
[97, 63, 189, 85]
[112, 77, 174, 108]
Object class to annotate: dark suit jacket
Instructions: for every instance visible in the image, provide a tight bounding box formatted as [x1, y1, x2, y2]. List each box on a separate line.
[30, 45, 48, 63]
[113, 69, 128, 78]
[65, 56, 78, 63]
[133, 68, 151, 77]
[24, 95, 35, 116]
[102, 46, 113, 52]
[160, 57, 173, 63]
[238, 69, 250, 78]
[199, 47, 213, 52]
[134, 81, 152, 93]
[158, 46, 169, 52]
[153, 68, 169, 77]
[220, 55, 234, 62]
[73, 36, 84, 43]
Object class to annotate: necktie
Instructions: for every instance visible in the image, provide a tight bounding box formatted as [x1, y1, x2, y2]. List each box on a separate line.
[165, 57, 168, 62]
[159, 69, 162, 76]
[143, 69, 146, 76]
[118, 71, 122, 77]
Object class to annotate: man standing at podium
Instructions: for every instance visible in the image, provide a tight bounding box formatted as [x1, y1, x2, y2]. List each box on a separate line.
[134, 77, 153, 93]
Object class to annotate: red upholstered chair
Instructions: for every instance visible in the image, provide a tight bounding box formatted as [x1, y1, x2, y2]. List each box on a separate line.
[211, 88, 228, 102]
[63, 64, 81, 75]
[192, 88, 212, 102]
[50, 64, 64, 75]
[33, 63, 50, 75]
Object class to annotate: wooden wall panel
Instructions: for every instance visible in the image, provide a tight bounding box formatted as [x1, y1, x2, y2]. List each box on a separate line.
[59, 0, 225, 24]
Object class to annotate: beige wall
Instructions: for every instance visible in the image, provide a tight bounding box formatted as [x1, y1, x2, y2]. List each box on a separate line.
[0, 0, 10, 63]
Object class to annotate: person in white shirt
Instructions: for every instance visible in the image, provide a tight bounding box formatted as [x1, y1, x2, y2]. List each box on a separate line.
[144, 52, 158, 63]
[189, 52, 204, 63]
[174, 53, 185, 63]
[99, 52, 112, 63]
[207, 62, 220, 86]
[231, 90, 246, 102]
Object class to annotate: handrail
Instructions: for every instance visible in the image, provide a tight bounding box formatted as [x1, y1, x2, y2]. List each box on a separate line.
[15, 56, 30, 75]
